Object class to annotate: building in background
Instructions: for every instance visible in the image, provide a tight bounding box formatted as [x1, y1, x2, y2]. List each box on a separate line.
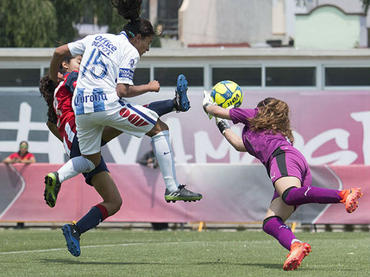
[1, 0, 370, 164]
[73, 0, 369, 49]
[178, 0, 369, 49]
[179, 0, 273, 48]
[294, 0, 367, 49]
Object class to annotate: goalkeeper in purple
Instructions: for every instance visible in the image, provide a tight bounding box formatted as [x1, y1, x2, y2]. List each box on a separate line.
[203, 95, 363, 271]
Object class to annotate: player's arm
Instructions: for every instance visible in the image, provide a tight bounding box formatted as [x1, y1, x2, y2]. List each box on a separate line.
[116, 50, 160, 98]
[203, 90, 232, 120]
[49, 44, 71, 83]
[215, 118, 247, 152]
[116, 80, 160, 98]
[46, 121, 63, 142]
[205, 105, 232, 120]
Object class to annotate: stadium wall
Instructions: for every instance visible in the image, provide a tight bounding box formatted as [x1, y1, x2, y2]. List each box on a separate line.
[178, 0, 273, 46]
[0, 163, 369, 224]
[0, 88, 369, 165]
[0, 48, 369, 224]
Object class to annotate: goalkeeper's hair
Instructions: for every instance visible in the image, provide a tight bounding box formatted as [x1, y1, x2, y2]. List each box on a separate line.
[111, 0, 154, 38]
[248, 97, 294, 144]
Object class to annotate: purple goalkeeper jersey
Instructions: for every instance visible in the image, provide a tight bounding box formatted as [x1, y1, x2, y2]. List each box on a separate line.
[229, 107, 291, 167]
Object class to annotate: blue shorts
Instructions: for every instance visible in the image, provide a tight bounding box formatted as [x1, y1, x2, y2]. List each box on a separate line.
[70, 135, 109, 186]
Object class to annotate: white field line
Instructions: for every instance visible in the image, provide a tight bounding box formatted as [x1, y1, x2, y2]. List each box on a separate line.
[0, 241, 181, 255]
[0, 240, 269, 255]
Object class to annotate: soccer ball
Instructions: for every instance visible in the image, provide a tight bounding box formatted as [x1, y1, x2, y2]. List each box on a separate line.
[211, 80, 243, 108]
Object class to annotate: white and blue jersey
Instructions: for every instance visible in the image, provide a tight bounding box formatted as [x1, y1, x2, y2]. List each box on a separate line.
[68, 32, 140, 115]
[67, 32, 158, 155]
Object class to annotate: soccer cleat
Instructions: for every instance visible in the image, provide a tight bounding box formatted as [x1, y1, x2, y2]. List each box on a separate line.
[339, 187, 363, 213]
[165, 185, 202, 203]
[44, 171, 61, 208]
[174, 74, 190, 112]
[62, 224, 81, 257]
[283, 241, 311, 271]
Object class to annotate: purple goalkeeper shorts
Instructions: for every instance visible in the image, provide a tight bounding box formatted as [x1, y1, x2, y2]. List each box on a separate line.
[268, 145, 312, 202]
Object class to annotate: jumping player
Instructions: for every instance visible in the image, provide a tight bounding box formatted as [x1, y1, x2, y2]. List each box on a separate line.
[40, 52, 197, 256]
[40, 57, 122, 257]
[45, 0, 201, 214]
[203, 94, 363, 271]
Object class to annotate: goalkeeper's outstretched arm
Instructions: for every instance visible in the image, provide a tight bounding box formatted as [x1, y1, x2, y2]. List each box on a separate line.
[205, 104, 232, 119]
[223, 129, 246, 152]
[215, 118, 246, 152]
[203, 89, 245, 151]
[202, 90, 232, 119]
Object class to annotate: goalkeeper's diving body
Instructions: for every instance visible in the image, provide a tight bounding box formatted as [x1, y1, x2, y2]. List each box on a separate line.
[203, 94, 363, 271]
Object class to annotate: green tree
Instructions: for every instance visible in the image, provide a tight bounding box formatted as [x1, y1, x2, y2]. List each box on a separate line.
[0, 0, 57, 47]
[52, 0, 127, 42]
[51, 0, 81, 44]
[0, 0, 160, 47]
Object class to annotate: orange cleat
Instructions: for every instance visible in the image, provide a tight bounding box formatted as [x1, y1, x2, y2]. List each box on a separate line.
[339, 188, 363, 213]
[283, 242, 311, 271]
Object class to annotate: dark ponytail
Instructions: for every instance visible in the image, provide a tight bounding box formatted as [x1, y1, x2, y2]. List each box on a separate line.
[39, 75, 58, 124]
[112, 0, 154, 38]
[111, 0, 142, 21]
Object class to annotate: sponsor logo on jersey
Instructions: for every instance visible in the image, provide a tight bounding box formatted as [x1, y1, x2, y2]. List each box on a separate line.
[74, 91, 108, 106]
[119, 68, 134, 80]
[119, 107, 149, 127]
[92, 35, 117, 56]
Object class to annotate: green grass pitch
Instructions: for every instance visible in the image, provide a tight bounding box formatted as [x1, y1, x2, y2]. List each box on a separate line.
[0, 229, 369, 277]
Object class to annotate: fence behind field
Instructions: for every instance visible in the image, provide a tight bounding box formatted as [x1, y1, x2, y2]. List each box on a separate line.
[0, 163, 369, 224]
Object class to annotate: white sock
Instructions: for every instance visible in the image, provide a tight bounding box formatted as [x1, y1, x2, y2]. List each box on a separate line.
[58, 156, 95, 183]
[291, 239, 301, 245]
[151, 130, 178, 192]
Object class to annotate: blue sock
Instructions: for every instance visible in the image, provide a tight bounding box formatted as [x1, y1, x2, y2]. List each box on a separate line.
[147, 100, 174, 116]
[76, 206, 105, 234]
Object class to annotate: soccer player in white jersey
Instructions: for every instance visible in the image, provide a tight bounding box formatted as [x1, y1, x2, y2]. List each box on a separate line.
[45, 0, 201, 230]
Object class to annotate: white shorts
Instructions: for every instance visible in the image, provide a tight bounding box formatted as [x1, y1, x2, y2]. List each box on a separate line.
[75, 101, 158, 155]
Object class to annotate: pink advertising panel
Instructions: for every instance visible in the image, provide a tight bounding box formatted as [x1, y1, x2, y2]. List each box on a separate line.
[160, 89, 370, 165]
[0, 89, 368, 166]
[0, 163, 369, 224]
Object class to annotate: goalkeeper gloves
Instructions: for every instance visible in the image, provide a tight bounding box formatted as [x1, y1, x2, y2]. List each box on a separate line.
[215, 117, 230, 135]
[202, 90, 214, 118]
